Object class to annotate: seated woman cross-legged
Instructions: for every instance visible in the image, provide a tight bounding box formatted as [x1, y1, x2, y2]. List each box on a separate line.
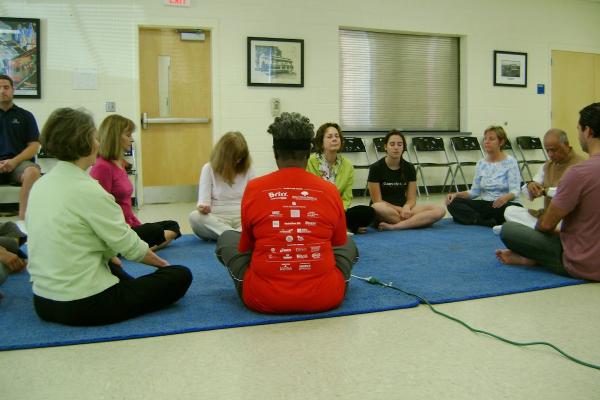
[90, 115, 181, 251]
[446, 126, 522, 228]
[215, 112, 358, 314]
[306, 122, 375, 233]
[188, 131, 254, 241]
[26, 108, 192, 326]
[368, 130, 446, 231]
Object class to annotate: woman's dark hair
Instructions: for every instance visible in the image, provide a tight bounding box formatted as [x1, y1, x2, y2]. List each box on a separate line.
[579, 103, 600, 138]
[268, 112, 314, 161]
[384, 130, 407, 154]
[41, 108, 96, 161]
[313, 122, 343, 153]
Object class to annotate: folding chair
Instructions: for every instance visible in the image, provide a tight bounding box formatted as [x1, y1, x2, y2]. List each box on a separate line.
[341, 136, 371, 196]
[501, 138, 526, 183]
[410, 136, 458, 196]
[515, 136, 547, 181]
[449, 136, 484, 190]
[372, 137, 386, 160]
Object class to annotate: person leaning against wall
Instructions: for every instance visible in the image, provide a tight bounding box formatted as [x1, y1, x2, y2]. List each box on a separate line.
[368, 130, 446, 231]
[446, 126, 522, 229]
[496, 102, 600, 282]
[503, 128, 585, 230]
[0, 74, 41, 223]
[188, 131, 255, 241]
[215, 112, 358, 314]
[306, 122, 375, 233]
[26, 108, 192, 326]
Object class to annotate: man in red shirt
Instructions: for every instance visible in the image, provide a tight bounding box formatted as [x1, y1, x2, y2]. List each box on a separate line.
[216, 112, 358, 313]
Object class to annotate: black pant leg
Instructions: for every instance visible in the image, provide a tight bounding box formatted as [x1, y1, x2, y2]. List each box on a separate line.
[33, 265, 192, 326]
[345, 205, 375, 233]
[447, 197, 481, 225]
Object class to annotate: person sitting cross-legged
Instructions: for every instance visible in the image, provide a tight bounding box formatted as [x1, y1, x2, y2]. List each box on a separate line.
[446, 126, 522, 228]
[368, 130, 445, 231]
[503, 128, 585, 230]
[496, 103, 600, 282]
[26, 108, 192, 326]
[216, 112, 358, 314]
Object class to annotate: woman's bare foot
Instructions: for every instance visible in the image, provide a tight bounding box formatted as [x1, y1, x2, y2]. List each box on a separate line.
[495, 249, 536, 266]
[378, 222, 396, 231]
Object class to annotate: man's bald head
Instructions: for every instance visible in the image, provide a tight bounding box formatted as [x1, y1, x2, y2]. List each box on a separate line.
[544, 128, 570, 163]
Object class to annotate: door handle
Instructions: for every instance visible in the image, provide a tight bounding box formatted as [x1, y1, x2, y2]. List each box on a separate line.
[141, 112, 210, 129]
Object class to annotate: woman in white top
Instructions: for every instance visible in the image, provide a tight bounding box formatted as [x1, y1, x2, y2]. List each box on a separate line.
[189, 131, 255, 240]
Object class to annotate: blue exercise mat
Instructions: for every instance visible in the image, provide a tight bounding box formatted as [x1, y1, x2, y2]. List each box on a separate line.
[0, 220, 586, 351]
[351, 220, 587, 303]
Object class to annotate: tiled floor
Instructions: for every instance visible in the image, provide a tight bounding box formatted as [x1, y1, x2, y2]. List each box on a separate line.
[1, 194, 599, 399]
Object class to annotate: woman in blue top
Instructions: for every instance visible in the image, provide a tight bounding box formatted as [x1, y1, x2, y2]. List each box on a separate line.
[446, 126, 522, 227]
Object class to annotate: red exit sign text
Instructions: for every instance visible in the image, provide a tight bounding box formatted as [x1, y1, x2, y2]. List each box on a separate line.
[164, 0, 190, 6]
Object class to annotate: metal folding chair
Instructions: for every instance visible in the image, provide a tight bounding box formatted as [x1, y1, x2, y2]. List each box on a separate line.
[341, 136, 371, 196]
[449, 136, 484, 190]
[515, 136, 547, 181]
[410, 136, 458, 196]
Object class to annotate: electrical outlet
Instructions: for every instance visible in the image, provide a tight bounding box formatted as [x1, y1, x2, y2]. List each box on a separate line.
[271, 98, 281, 117]
[105, 101, 116, 112]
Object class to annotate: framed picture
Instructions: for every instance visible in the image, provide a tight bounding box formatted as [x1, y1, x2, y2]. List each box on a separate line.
[247, 37, 304, 87]
[493, 50, 527, 87]
[0, 17, 41, 98]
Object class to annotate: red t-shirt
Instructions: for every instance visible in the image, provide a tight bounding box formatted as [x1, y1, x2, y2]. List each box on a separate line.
[239, 167, 348, 313]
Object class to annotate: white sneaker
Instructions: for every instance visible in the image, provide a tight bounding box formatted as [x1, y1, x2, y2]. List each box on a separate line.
[15, 220, 27, 235]
[492, 225, 502, 235]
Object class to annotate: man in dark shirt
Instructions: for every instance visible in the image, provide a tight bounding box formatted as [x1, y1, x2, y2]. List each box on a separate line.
[0, 74, 41, 220]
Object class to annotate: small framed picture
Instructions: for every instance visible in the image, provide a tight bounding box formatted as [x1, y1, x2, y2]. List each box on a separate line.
[0, 17, 41, 98]
[493, 50, 527, 87]
[247, 37, 304, 87]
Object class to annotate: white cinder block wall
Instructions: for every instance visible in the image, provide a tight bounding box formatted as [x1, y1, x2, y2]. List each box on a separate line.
[4, 0, 600, 193]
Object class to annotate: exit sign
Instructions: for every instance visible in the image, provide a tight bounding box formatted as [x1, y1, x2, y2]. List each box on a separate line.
[164, 0, 190, 6]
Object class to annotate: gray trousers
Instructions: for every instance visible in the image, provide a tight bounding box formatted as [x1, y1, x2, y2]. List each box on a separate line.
[0, 222, 27, 285]
[500, 221, 568, 276]
[215, 230, 359, 297]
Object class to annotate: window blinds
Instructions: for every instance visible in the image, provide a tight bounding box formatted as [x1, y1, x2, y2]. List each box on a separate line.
[339, 29, 459, 132]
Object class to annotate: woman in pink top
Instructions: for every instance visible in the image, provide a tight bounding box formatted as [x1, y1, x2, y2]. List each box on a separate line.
[90, 115, 180, 251]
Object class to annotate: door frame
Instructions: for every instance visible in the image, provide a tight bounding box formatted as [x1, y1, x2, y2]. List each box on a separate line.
[133, 23, 220, 206]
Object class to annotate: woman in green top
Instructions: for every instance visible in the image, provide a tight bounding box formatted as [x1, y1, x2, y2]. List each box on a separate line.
[307, 122, 374, 233]
[26, 108, 192, 326]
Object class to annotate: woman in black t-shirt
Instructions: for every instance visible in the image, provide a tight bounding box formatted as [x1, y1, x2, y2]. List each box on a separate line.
[368, 131, 446, 230]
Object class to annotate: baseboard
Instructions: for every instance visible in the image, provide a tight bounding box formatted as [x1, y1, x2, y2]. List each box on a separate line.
[143, 185, 197, 204]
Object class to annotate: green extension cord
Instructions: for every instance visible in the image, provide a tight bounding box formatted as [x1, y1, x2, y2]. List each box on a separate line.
[352, 274, 600, 371]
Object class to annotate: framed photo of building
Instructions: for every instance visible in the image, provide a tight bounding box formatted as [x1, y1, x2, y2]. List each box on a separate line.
[0, 17, 41, 98]
[493, 50, 527, 87]
[247, 37, 304, 87]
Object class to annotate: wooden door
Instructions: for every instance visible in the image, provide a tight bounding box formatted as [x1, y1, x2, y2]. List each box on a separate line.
[551, 50, 600, 155]
[139, 27, 212, 203]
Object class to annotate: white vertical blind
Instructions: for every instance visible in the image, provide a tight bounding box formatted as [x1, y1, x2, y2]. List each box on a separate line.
[339, 29, 459, 131]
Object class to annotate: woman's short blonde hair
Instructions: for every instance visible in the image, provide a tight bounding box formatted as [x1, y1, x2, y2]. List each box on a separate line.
[484, 125, 508, 148]
[97, 115, 135, 160]
[210, 131, 252, 185]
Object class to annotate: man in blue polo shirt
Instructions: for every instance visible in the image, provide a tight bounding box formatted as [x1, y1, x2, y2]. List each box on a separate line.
[0, 74, 41, 221]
